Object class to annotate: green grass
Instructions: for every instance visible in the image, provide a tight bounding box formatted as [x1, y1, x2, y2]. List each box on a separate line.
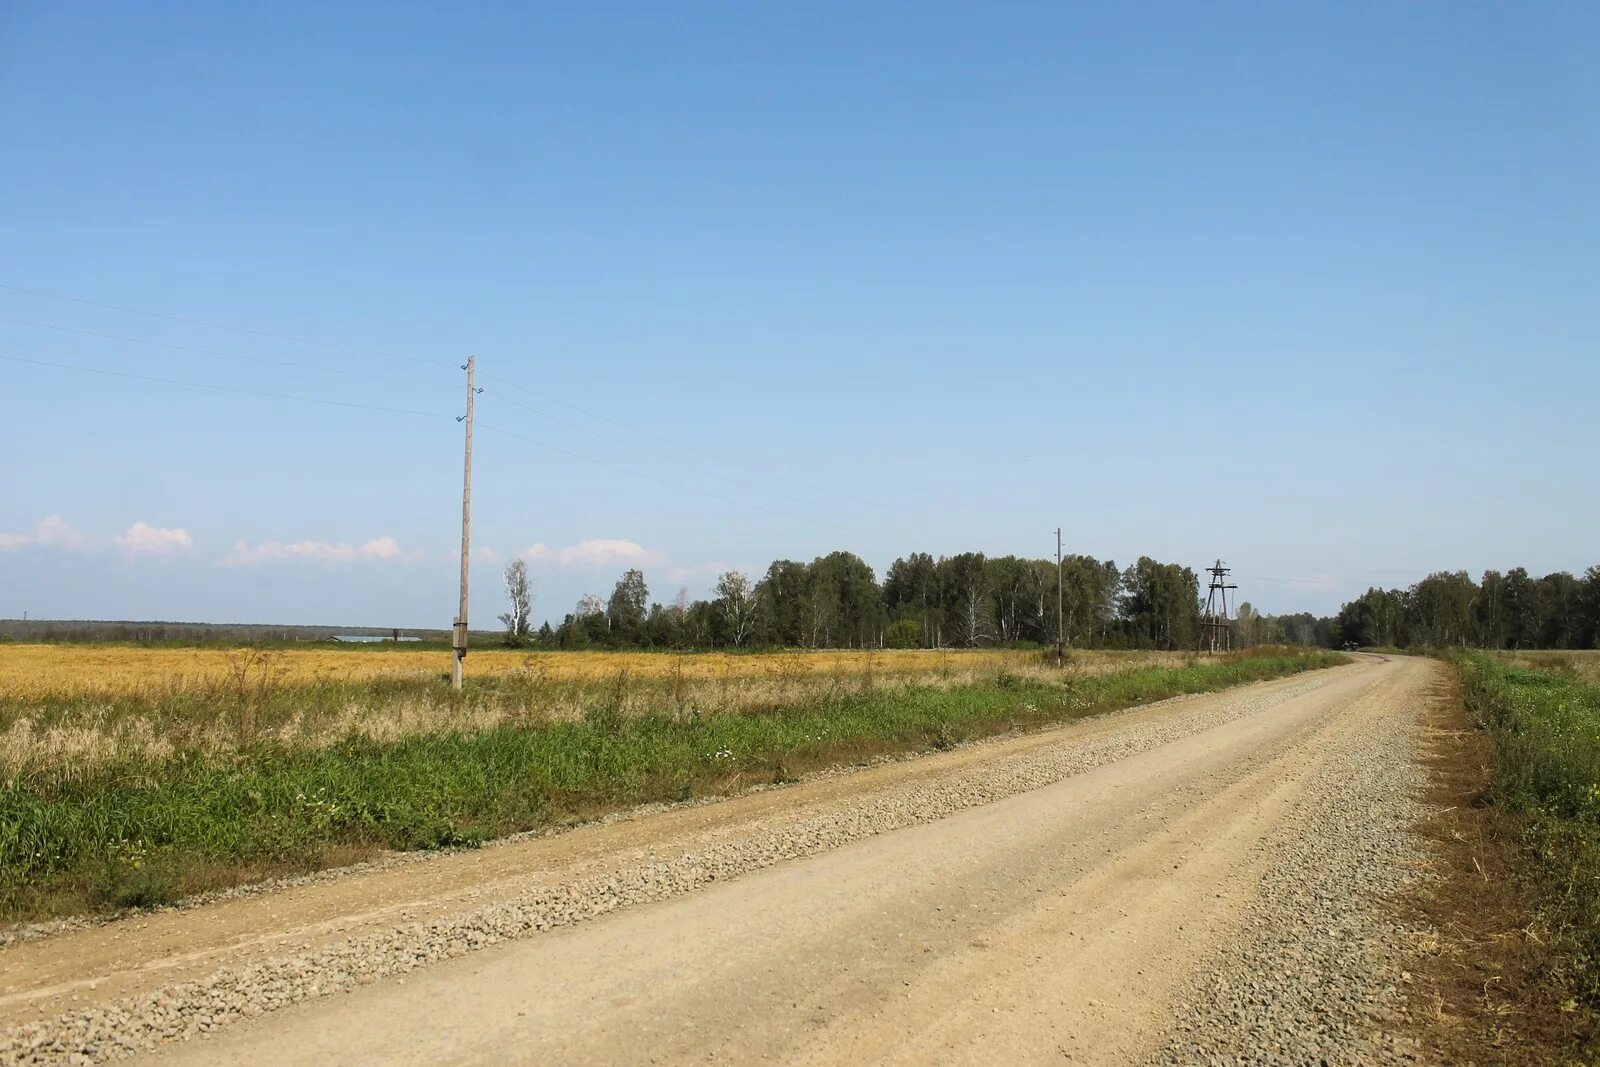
[1457, 653, 1600, 1008]
[0, 648, 1342, 922]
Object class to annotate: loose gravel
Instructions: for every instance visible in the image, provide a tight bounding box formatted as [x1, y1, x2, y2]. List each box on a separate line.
[1151, 676, 1428, 1065]
[2, 672, 1341, 1065]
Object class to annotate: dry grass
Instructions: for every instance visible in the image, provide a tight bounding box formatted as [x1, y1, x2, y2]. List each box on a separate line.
[1500, 650, 1600, 685]
[0, 644, 1171, 698]
[0, 644, 1182, 776]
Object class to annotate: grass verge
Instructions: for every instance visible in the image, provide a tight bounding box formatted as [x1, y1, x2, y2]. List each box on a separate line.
[1405, 664, 1595, 1063]
[1, 648, 1341, 923]
[1427, 652, 1600, 1060]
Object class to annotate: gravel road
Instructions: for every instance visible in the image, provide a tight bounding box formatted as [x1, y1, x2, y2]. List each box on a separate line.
[0, 654, 1432, 1065]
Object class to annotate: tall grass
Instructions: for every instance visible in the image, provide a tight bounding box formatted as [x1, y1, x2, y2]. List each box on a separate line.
[0, 646, 1179, 775]
[0, 648, 1341, 922]
[1457, 653, 1600, 1007]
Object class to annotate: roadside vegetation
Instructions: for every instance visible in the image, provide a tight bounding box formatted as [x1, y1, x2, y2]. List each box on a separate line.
[0, 645, 1341, 923]
[1, 645, 1173, 770]
[1455, 651, 1600, 1024]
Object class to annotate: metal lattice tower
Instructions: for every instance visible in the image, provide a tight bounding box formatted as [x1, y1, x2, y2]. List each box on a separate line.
[1198, 559, 1238, 654]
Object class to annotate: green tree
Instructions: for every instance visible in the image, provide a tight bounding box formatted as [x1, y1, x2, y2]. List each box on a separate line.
[938, 552, 991, 647]
[1408, 571, 1477, 647]
[883, 552, 939, 647]
[606, 569, 649, 645]
[754, 560, 808, 646]
[714, 570, 757, 647]
[1119, 557, 1199, 650]
[885, 618, 922, 649]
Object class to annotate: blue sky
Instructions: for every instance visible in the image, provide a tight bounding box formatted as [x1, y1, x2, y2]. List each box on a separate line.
[1, 2, 1596, 627]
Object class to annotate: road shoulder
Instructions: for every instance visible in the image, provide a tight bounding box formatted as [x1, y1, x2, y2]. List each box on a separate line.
[1403, 662, 1598, 1063]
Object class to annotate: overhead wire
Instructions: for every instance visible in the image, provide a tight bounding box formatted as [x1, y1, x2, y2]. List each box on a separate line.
[0, 352, 455, 420]
[3, 280, 854, 504]
[0, 282, 456, 366]
[0, 315, 456, 389]
[476, 421, 861, 533]
[479, 370, 844, 501]
[0, 346, 863, 531]
[0, 280, 906, 541]
[480, 388, 834, 515]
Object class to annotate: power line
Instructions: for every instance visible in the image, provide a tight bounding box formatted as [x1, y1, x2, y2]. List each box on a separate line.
[2, 304, 847, 521]
[4, 347, 862, 532]
[0, 352, 455, 419]
[479, 371, 847, 501]
[0, 282, 455, 366]
[3, 310, 843, 520]
[2, 279, 858, 504]
[0, 315, 455, 389]
[477, 420, 860, 533]
[481, 388, 833, 515]
[1240, 575, 1344, 585]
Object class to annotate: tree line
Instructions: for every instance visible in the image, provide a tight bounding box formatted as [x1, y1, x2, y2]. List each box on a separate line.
[499, 551, 1326, 652]
[1333, 566, 1600, 650]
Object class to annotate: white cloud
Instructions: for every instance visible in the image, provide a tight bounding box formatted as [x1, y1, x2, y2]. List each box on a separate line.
[114, 521, 193, 556]
[556, 539, 662, 568]
[472, 545, 503, 564]
[224, 535, 407, 566]
[515, 539, 661, 569]
[361, 536, 402, 560]
[33, 515, 91, 549]
[0, 515, 93, 551]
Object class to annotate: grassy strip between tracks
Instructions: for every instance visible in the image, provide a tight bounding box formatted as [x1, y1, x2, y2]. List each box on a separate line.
[1457, 653, 1600, 1017]
[0, 647, 1342, 923]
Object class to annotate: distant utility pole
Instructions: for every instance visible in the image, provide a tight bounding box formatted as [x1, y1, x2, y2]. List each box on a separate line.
[452, 355, 480, 690]
[1198, 559, 1238, 654]
[1055, 527, 1064, 667]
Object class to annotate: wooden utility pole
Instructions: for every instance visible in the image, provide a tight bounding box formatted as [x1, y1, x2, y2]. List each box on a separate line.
[1055, 528, 1064, 667]
[451, 355, 478, 690]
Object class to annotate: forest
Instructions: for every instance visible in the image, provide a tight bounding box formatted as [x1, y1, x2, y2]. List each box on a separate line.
[519, 555, 1600, 654]
[519, 551, 1320, 652]
[1334, 566, 1600, 650]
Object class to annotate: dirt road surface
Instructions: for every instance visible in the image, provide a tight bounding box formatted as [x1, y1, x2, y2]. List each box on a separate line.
[1, 654, 1433, 1065]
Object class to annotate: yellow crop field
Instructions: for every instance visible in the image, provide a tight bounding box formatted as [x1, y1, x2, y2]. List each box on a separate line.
[0, 643, 1182, 773]
[0, 643, 1170, 701]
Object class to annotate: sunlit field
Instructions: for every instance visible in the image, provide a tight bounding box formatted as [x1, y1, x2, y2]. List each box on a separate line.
[0, 644, 1172, 698]
[0, 642, 1339, 920]
[0, 644, 1179, 776]
[1498, 650, 1600, 685]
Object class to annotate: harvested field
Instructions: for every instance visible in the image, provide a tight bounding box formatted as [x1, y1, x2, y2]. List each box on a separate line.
[0, 644, 1176, 697]
[1499, 648, 1600, 684]
[0, 644, 1176, 774]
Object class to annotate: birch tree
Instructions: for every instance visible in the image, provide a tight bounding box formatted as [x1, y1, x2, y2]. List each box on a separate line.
[498, 558, 533, 646]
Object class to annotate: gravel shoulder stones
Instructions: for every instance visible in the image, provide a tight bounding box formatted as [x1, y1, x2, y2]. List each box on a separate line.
[2, 669, 1354, 1066]
[1150, 663, 1431, 1066]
